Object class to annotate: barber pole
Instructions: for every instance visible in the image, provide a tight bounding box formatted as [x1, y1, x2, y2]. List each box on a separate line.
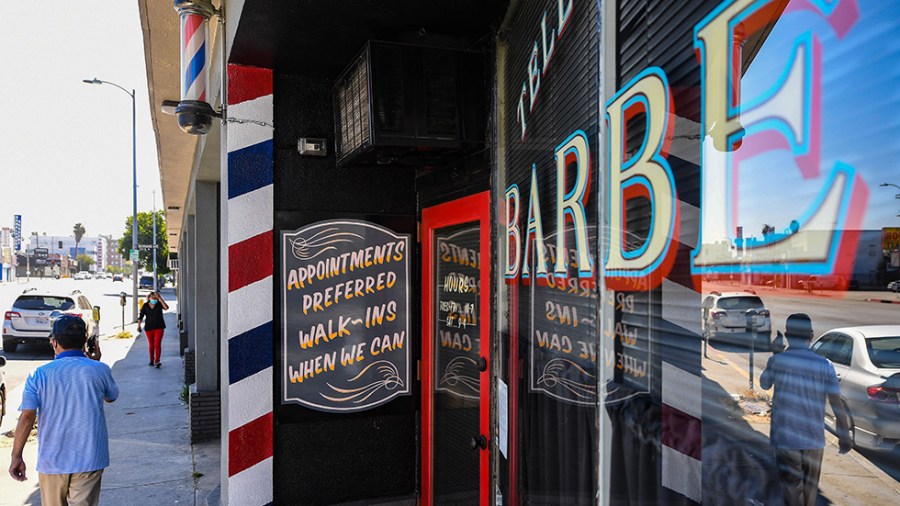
[174, 0, 217, 135]
[181, 12, 207, 102]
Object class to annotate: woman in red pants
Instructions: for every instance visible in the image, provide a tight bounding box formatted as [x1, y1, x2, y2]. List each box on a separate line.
[137, 291, 169, 368]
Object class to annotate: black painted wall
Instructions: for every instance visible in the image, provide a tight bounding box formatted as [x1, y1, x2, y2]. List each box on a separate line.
[271, 33, 494, 503]
[272, 73, 420, 505]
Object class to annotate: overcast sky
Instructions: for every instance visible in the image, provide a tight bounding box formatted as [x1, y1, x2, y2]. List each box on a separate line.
[0, 0, 161, 243]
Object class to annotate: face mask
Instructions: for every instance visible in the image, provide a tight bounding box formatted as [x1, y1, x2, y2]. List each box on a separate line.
[149, 299, 158, 306]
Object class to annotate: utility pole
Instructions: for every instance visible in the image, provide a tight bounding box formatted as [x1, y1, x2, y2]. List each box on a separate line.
[880, 183, 900, 217]
[153, 190, 158, 292]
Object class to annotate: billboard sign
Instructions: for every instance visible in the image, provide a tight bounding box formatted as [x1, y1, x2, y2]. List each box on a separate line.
[13, 215, 21, 251]
[883, 227, 900, 252]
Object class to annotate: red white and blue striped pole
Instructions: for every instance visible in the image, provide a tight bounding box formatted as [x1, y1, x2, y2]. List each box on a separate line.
[181, 11, 207, 102]
[174, 0, 217, 134]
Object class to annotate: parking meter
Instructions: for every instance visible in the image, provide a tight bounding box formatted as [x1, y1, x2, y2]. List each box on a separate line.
[93, 305, 101, 323]
[745, 308, 759, 391]
[120, 292, 128, 330]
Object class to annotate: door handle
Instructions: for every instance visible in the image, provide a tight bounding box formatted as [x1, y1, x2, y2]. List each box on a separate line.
[476, 356, 487, 372]
[469, 434, 488, 451]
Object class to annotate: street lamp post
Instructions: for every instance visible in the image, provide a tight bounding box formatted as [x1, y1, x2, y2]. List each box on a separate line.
[153, 190, 157, 292]
[881, 183, 900, 217]
[83, 78, 139, 321]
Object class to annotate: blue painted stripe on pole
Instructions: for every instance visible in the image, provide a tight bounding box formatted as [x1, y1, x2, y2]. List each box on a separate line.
[185, 41, 207, 94]
[229, 321, 273, 385]
[227, 140, 273, 199]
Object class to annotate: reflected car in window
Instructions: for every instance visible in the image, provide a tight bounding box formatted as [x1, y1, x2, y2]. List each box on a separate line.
[811, 326, 900, 451]
[701, 291, 772, 350]
[798, 275, 846, 291]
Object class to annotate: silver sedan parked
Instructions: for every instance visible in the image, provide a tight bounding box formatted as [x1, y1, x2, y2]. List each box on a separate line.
[811, 325, 900, 451]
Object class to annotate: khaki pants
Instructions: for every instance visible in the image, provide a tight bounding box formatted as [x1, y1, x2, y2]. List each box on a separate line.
[38, 469, 104, 506]
[775, 448, 823, 506]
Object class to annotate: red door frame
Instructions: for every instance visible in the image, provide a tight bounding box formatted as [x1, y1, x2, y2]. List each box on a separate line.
[421, 191, 491, 506]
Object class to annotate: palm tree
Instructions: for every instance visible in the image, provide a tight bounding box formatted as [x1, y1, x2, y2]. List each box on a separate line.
[73, 223, 85, 269]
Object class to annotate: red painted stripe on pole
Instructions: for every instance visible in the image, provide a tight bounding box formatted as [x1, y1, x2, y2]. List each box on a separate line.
[183, 14, 203, 43]
[228, 412, 274, 476]
[661, 403, 701, 461]
[228, 65, 273, 106]
[228, 230, 273, 293]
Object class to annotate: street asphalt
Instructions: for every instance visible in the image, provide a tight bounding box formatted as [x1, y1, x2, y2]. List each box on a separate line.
[0, 288, 220, 506]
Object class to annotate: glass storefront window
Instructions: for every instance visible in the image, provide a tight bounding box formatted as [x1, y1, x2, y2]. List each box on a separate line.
[498, 0, 899, 504]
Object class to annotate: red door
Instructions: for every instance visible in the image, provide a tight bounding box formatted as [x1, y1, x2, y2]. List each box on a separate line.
[421, 191, 491, 505]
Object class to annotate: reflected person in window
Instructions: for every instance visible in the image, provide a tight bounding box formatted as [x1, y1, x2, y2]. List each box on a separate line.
[760, 313, 851, 506]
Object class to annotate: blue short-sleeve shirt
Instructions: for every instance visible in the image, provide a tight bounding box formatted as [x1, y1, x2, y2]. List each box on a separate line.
[19, 350, 119, 474]
[760, 347, 840, 450]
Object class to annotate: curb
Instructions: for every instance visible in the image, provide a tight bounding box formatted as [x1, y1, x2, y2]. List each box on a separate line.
[865, 298, 900, 304]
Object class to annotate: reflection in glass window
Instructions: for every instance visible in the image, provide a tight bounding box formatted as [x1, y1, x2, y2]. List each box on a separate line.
[716, 296, 764, 311]
[867, 337, 900, 369]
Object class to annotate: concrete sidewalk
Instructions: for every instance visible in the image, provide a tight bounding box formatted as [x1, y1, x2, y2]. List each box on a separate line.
[703, 346, 900, 504]
[0, 289, 219, 505]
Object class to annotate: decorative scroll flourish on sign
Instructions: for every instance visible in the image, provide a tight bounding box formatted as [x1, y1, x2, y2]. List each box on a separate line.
[281, 220, 411, 412]
[435, 225, 481, 400]
[529, 229, 599, 405]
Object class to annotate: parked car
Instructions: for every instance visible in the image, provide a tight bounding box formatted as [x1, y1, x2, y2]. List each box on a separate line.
[2, 289, 98, 353]
[113, 274, 124, 282]
[139, 275, 155, 290]
[701, 291, 772, 349]
[0, 355, 7, 426]
[811, 325, 900, 451]
[888, 280, 900, 293]
[798, 275, 846, 291]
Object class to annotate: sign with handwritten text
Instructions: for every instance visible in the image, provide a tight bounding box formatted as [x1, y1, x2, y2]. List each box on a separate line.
[434, 224, 482, 400]
[281, 220, 411, 412]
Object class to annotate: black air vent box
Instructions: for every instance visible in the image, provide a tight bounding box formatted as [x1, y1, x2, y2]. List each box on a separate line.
[334, 41, 485, 168]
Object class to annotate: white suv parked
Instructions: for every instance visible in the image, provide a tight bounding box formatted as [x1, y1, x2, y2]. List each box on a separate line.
[701, 290, 772, 350]
[2, 289, 98, 353]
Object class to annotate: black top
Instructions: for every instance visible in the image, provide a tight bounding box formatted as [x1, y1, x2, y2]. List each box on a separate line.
[139, 302, 166, 330]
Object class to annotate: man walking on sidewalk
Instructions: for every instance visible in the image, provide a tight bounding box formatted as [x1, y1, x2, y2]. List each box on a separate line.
[8, 315, 119, 506]
[760, 313, 852, 506]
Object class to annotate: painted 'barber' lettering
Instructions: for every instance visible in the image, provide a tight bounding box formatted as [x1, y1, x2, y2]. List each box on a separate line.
[505, 131, 593, 283]
[690, 0, 868, 275]
[603, 67, 679, 290]
[516, 0, 575, 141]
[594, 0, 868, 286]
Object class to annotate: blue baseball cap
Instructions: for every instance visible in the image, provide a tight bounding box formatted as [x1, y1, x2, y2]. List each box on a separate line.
[52, 314, 87, 338]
